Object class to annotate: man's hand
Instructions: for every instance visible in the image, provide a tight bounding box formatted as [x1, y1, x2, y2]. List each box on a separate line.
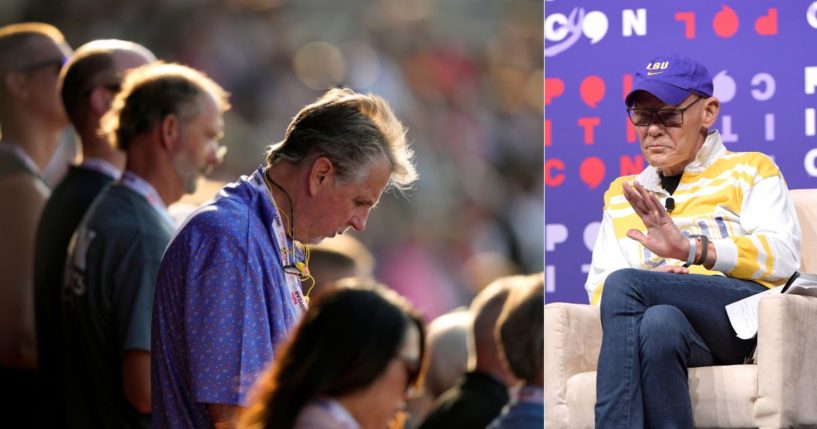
[623, 181, 689, 261]
[652, 265, 689, 274]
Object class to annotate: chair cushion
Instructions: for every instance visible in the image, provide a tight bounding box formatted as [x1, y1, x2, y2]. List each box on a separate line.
[565, 365, 758, 428]
[790, 189, 817, 273]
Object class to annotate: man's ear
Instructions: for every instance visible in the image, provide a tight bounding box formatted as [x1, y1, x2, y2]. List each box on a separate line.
[308, 156, 335, 196]
[4, 71, 29, 100]
[701, 97, 720, 128]
[159, 114, 180, 151]
[89, 86, 114, 117]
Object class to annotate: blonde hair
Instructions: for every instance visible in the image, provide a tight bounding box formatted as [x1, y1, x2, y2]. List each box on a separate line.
[100, 62, 230, 150]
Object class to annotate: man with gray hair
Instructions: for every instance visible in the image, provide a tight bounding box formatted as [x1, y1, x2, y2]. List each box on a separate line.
[152, 87, 417, 428]
[33, 39, 155, 427]
[0, 21, 71, 423]
[62, 62, 228, 428]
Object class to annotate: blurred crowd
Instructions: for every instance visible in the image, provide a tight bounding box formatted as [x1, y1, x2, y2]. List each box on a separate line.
[7, 0, 543, 320]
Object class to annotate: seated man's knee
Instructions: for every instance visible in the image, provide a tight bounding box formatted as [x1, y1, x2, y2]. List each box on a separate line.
[600, 268, 644, 306]
[640, 305, 687, 357]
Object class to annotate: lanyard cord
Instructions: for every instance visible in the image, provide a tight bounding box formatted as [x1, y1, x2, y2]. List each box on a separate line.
[262, 168, 316, 299]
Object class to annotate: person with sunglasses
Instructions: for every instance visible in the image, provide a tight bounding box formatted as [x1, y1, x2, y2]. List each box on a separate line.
[585, 54, 800, 428]
[237, 280, 427, 429]
[0, 21, 72, 427]
[31, 39, 156, 428]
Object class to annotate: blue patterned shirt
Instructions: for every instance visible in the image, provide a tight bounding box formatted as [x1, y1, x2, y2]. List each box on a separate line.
[151, 167, 305, 428]
[487, 386, 544, 429]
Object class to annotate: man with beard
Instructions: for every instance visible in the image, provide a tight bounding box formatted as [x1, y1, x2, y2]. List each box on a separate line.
[62, 62, 229, 428]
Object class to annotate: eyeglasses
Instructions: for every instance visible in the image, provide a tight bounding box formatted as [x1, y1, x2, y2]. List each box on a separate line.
[16, 57, 65, 74]
[81, 83, 122, 97]
[627, 96, 704, 128]
[200, 145, 228, 176]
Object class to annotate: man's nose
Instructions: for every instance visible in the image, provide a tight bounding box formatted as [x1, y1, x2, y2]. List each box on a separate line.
[646, 119, 664, 136]
[350, 212, 369, 232]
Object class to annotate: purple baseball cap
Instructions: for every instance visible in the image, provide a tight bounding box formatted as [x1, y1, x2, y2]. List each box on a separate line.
[625, 54, 713, 106]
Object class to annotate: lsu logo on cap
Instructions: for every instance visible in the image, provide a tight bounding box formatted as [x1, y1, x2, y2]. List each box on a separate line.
[646, 61, 670, 76]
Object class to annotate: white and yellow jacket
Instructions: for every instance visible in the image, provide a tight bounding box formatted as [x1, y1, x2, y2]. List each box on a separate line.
[585, 130, 801, 305]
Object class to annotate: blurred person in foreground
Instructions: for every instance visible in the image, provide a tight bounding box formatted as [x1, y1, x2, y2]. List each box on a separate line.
[418, 275, 517, 429]
[238, 280, 427, 429]
[152, 87, 418, 428]
[586, 55, 800, 427]
[62, 62, 228, 428]
[488, 273, 544, 429]
[33, 39, 155, 426]
[0, 22, 71, 424]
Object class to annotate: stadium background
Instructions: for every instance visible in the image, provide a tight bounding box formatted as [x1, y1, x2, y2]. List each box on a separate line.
[2, 0, 544, 320]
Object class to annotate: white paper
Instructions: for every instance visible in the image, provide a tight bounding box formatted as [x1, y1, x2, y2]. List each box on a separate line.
[725, 286, 783, 340]
[725, 273, 817, 340]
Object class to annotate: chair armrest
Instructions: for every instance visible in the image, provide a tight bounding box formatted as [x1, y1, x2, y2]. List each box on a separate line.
[545, 303, 602, 428]
[753, 294, 817, 428]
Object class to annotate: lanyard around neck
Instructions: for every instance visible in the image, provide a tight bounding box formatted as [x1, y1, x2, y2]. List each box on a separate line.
[119, 171, 175, 228]
[80, 157, 121, 180]
[0, 143, 39, 175]
[251, 168, 308, 312]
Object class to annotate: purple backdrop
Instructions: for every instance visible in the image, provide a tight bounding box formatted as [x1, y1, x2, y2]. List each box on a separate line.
[545, 0, 817, 303]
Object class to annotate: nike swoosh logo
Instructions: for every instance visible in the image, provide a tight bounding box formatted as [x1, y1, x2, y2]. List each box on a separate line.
[646, 71, 664, 76]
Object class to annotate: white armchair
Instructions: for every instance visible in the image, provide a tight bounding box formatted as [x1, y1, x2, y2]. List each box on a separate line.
[545, 189, 817, 428]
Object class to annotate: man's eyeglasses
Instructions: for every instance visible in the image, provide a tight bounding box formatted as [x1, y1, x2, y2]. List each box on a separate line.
[81, 83, 122, 97]
[16, 57, 65, 74]
[627, 96, 704, 128]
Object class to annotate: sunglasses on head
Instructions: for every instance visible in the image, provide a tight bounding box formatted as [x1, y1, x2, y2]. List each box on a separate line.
[17, 56, 65, 73]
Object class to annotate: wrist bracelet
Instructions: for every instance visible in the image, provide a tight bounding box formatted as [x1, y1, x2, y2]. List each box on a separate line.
[692, 234, 709, 265]
[685, 236, 697, 267]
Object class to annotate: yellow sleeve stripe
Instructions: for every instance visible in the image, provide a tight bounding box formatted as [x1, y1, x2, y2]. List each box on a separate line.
[604, 176, 636, 209]
[758, 235, 774, 277]
[730, 236, 761, 279]
[702, 152, 781, 180]
[591, 282, 604, 306]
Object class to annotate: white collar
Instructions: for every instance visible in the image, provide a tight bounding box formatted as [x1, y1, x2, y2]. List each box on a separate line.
[79, 157, 122, 180]
[0, 142, 39, 174]
[119, 171, 175, 228]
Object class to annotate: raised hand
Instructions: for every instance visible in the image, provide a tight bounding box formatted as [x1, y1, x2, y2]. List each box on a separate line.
[622, 181, 689, 261]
